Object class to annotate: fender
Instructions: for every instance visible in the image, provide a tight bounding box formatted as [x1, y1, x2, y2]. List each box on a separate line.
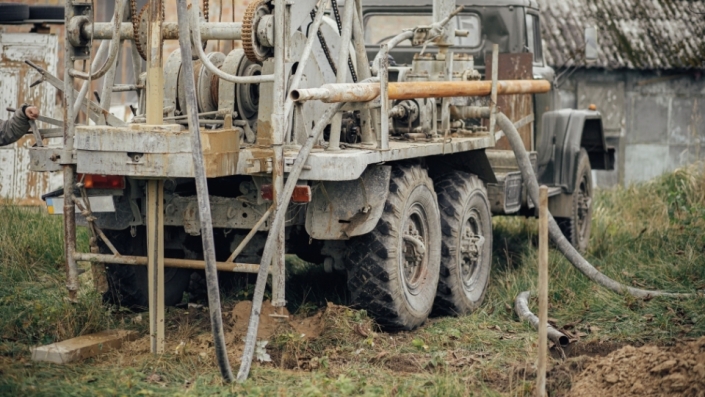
[305, 165, 392, 240]
[538, 109, 615, 193]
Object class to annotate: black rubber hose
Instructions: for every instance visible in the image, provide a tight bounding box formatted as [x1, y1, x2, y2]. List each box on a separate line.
[176, 0, 235, 382]
[492, 109, 696, 299]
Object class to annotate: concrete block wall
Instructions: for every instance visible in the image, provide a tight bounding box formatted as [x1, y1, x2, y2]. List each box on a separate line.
[555, 69, 705, 187]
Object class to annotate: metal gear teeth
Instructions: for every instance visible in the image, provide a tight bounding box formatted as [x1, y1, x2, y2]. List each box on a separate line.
[242, 0, 270, 63]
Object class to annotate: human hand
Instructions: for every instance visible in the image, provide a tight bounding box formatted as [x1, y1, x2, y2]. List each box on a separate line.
[24, 106, 39, 120]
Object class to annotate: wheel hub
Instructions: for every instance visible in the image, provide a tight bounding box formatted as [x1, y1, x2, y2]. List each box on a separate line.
[459, 213, 485, 288]
[402, 208, 428, 294]
[576, 176, 591, 239]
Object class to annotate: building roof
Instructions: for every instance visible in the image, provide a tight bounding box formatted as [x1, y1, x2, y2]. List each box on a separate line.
[538, 0, 705, 70]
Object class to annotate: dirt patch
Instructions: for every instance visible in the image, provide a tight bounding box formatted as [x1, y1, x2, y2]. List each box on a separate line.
[567, 337, 705, 397]
[559, 340, 630, 358]
[230, 300, 291, 341]
[229, 300, 326, 342]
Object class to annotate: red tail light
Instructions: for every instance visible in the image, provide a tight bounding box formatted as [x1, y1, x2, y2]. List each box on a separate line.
[261, 184, 311, 203]
[78, 174, 125, 189]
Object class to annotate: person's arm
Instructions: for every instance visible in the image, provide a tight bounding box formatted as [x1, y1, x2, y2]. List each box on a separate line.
[0, 105, 34, 146]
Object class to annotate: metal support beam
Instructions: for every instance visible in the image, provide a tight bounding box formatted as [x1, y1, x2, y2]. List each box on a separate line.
[270, 0, 288, 308]
[74, 252, 265, 273]
[62, 0, 79, 303]
[488, 44, 499, 143]
[146, 0, 165, 355]
[146, 180, 165, 354]
[379, 44, 390, 150]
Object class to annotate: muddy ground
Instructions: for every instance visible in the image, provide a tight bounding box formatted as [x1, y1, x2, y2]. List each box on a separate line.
[107, 300, 705, 396]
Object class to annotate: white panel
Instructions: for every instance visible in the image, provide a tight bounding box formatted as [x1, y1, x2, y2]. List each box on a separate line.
[0, 149, 15, 199]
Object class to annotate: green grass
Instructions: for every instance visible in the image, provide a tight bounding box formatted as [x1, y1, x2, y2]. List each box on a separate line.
[1, 164, 704, 396]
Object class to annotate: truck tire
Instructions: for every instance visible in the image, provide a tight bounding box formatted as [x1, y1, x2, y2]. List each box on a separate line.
[433, 172, 492, 315]
[28, 6, 64, 20]
[101, 227, 191, 310]
[557, 148, 593, 253]
[0, 4, 29, 22]
[345, 164, 441, 330]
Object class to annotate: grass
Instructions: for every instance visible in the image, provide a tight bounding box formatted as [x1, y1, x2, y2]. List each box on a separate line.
[1, 163, 704, 396]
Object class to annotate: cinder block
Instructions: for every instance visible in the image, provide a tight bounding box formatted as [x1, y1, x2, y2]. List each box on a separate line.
[31, 330, 139, 364]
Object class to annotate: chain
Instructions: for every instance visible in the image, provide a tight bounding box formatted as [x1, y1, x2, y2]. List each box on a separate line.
[330, 0, 343, 34]
[203, 0, 209, 22]
[130, 0, 142, 59]
[310, 7, 337, 75]
[328, 0, 358, 82]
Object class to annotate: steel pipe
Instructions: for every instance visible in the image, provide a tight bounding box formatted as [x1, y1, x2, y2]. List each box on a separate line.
[74, 252, 264, 273]
[82, 22, 243, 41]
[291, 80, 552, 103]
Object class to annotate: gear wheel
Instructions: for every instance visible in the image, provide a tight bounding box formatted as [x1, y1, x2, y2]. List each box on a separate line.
[134, 3, 149, 61]
[135, 2, 206, 61]
[242, 0, 273, 62]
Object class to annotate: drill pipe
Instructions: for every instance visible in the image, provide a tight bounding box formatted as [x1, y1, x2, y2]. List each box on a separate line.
[290, 80, 551, 103]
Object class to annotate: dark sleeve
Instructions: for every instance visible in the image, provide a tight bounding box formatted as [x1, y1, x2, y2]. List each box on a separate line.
[0, 106, 31, 146]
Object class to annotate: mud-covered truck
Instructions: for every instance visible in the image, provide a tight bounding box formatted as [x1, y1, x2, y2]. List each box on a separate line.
[26, 0, 612, 378]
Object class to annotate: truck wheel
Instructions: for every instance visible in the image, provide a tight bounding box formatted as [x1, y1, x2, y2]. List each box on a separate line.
[557, 148, 593, 253]
[0, 4, 29, 22]
[345, 164, 441, 330]
[101, 227, 191, 310]
[433, 172, 492, 315]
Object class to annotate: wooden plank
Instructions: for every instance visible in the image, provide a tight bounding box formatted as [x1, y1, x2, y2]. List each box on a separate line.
[31, 330, 138, 364]
[146, 180, 166, 354]
[537, 186, 549, 397]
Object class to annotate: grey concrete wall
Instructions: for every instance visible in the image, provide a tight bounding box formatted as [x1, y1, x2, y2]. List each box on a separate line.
[553, 69, 705, 187]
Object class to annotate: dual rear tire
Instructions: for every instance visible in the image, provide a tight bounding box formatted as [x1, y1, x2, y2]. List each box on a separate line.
[345, 164, 492, 330]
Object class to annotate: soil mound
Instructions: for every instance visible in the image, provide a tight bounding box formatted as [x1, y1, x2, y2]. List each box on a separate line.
[567, 337, 705, 397]
[230, 300, 327, 341]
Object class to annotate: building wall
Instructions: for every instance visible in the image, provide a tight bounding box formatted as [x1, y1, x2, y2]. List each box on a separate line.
[553, 69, 705, 187]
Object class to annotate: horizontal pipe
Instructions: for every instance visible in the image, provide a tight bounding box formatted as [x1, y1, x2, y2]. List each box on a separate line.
[74, 252, 264, 273]
[291, 80, 551, 103]
[112, 84, 143, 92]
[82, 22, 242, 41]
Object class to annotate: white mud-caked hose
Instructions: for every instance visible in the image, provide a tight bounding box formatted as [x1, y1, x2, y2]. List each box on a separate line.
[472, 107, 702, 345]
[491, 110, 699, 299]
